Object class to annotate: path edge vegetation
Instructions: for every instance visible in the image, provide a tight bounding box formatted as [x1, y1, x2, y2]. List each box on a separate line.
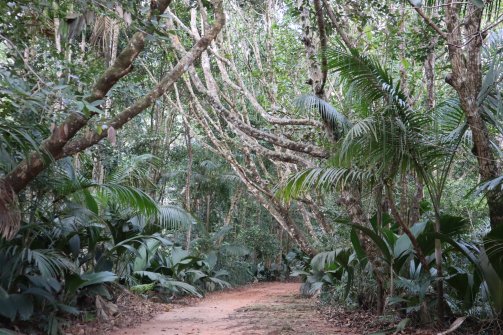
[0, 0, 503, 334]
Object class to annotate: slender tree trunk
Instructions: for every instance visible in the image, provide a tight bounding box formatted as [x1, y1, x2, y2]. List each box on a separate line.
[297, 0, 325, 99]
[322, 0, 355, 49]
[433, 214, 445, 321]
[400, 174, 409, 226]
[205, 195, 211, 232]
[339, 188, 387, 314]
[183, 119, 193, 251]
[277, 227, 284, 267]
[299, 203, 320, 244]
[409, 173, 423, 226]
[386, 184, 429, 271]
[53, 1, 62, 54]
[217, 188, 242, 246]
[423, 40, 446, 321]
[424, 43, 436, 111]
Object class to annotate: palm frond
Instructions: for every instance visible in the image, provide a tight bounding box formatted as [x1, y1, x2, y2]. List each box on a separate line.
[156, 205, 195, 230]
[106, 154, 160, 187]
[294, 95, 351, 135]
[326, 47, 410, 112]
[98, 184, 159, 216]
[433, 98, 465, 132]
[477, 175, 503, 193]
[133, 271, 202, 297]
[276, 167, 373, 201]
[338, 117, 377, 162]
[0, 121, 48, 173]
[50, 164, 160, 217]
[1, 246, 74, 279]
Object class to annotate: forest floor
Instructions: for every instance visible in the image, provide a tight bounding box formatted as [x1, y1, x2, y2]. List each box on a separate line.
[65, 282, 446, 335]
[64, 281, 498, 335]
[61, 277, 501, 335]
[107, 282, 355, 335]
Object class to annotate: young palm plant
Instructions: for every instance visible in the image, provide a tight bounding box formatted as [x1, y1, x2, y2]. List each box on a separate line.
[278, 45, 471, 319]
[0, 154, 196, 333]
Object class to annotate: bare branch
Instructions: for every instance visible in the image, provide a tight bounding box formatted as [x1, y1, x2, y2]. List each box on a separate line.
[408, 0, 447, 40]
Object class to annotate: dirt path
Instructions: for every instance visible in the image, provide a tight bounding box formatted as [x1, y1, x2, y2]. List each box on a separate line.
[110, 282, 357, 335]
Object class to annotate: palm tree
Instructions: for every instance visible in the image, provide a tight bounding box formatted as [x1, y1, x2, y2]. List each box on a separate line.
[278, 46, 470, 317]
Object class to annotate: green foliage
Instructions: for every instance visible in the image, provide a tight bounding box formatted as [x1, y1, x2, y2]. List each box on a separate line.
[236, 225, 279, 262]
[0, 153, 216, 333]
[438, 234, 503, 316]
[2, 0, 502, 332]
[291, 248, 357, 297]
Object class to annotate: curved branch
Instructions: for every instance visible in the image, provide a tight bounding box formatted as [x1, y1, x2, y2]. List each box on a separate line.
[407, 0, 447, 40]
[2, 1, 175, 195]
[322, 0, 355, 49]
[60, 0, 225, 158]
[206, 94, 328, 158]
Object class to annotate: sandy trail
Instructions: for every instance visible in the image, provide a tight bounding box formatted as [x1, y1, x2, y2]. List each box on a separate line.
[110, 282, 354, 335]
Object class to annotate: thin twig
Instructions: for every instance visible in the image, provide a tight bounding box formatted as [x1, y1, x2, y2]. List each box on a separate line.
[407, 1, 448, 40]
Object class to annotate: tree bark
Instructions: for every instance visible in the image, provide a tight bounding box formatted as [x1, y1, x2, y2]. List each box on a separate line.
[0, 0, 224, 239]
[322, 0, 355, 49]
[298, 0, 325, 99]
[183, 118, 193, 251]
[443, 1, 503, 231]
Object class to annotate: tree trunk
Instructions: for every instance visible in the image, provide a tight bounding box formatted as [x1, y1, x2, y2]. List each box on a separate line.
[338, 188, 387, 314]
[217, 188, 242, 247]
[0, 0, 225, 239]
[183, 119, 193, 251]
[299, 203, 320, 244]
[205, 195, 211, 232]
[444, 1, 503, 231]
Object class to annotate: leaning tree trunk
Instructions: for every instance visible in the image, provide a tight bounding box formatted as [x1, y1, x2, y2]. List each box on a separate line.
[0, 0, 225, 239]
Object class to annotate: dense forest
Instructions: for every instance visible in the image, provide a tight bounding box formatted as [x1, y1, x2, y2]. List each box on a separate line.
[0, 0, 502, 334]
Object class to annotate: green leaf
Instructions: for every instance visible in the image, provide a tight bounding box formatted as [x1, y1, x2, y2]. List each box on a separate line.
[84, 101, 103, 114]
[56, 303, 79, 315]
[0, 288, 8, 300]
[350, 229, 367, 263]
[484, 225, 503, 280]
[349, 224, 392, 263]
[445, 267, 479, 308]
[23, 288, 56, 303]
[82, 188, 99, 214]
[0, 294, 16, 321]
[207, 276, 232, 289]
[394, 234, 412, 259]
[438, 214, 469, 235]
[64, 274, 87, 298]
[7, 294, 33, 321]
[479, 248, 503, 313]
[79, 271, 117, 288]
[396, 318, 410, 331]
[133, 239, 161, 272]
[68, 234, 81, 259]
